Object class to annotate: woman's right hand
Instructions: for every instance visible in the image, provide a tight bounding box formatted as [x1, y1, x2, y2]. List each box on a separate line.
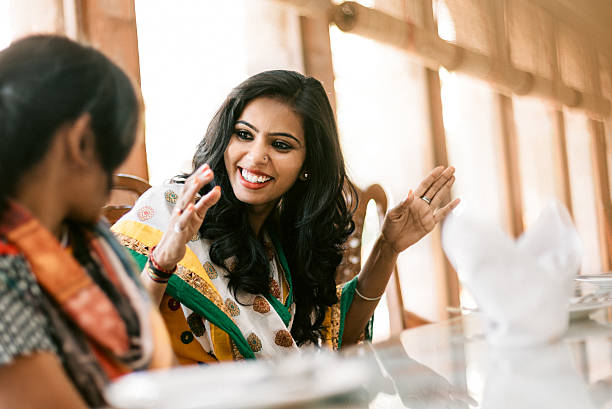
[151, 164, 221, 271]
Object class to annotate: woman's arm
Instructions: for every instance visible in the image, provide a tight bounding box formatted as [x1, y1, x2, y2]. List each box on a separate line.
[341, 166, 460, 345]
[0, 353, 88, 409]
[139, 164, 220, 305]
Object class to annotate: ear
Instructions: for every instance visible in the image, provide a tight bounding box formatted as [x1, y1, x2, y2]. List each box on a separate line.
[299, 169, 310, 182]
[64, 113, 95, 168]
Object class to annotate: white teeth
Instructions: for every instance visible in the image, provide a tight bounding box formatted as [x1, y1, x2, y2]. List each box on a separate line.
[241, 168, 271, 184]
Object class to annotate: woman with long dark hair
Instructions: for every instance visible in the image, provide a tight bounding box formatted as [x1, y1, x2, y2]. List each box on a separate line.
[0, 35, 172, 408]
[114, 70, 458, 362]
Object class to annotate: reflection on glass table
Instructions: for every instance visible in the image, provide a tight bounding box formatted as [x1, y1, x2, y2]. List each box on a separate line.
[341, 311, 612, 409]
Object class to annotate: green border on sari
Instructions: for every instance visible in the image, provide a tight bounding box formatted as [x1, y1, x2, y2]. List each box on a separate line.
[337, 276, 374, 349]
[128, 249, 255, 359]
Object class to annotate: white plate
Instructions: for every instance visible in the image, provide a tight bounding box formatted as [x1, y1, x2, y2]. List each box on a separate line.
[569, 290, 612, 320]
[574, 274, 612, 288]
[105, 353, 369, 409]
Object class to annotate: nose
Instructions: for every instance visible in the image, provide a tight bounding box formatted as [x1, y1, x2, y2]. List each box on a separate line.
[247, 137, 269, 165]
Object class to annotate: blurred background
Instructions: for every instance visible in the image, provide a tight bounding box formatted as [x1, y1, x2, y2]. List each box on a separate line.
[2, 0, 611, 341]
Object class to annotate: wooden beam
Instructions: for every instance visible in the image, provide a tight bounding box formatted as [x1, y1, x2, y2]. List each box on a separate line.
[327, 1, 610, 119]
[80, 0, 148, 181]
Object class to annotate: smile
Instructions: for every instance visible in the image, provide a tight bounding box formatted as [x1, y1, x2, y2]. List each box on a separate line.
[239, 167, 273, 188]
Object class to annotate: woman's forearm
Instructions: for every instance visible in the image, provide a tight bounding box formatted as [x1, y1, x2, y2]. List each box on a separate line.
[140, 269, 169, 307]
[341, 235, 398, 346]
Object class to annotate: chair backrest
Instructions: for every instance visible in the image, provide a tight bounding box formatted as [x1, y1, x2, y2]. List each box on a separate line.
[102, 174, 151, 224]
[336, 184, 387, 284]
[335, 184, 410, 334]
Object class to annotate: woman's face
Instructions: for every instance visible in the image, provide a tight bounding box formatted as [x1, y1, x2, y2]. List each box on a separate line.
[224, 97, 306, 213]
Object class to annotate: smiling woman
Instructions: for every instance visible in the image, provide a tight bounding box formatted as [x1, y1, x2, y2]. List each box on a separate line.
[111, 70, 458, 364]
[225, 97, 307, 229]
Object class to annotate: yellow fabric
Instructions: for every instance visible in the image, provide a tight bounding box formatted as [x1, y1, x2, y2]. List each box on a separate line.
[159, 294, 218, 364]
[112, 220, 233, 364]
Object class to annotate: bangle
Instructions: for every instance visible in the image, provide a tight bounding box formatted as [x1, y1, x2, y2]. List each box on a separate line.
[149, 246, 177, 274]
[354, 285, 383, 302]
[146, 261, 172, 283]
[146, 246, 177, 284]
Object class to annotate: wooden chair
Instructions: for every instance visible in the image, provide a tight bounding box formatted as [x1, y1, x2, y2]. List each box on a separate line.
[101, 174, 151, 224]
[336, 184, 430, 335]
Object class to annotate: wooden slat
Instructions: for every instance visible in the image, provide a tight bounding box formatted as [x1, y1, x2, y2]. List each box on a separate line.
[496, 94, 525, 237]
[589, 119, 612, 271]
[79, 0, 149, 181]
[421, 0, 459, 319]
[551, 110, 574, 215]
[548, 20, 574, 216]
[299, 15, 337, 114]
[488, 0, 524, 237]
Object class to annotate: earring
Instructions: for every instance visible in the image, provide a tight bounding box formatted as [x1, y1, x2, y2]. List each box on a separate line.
[299, 171, 310, 181]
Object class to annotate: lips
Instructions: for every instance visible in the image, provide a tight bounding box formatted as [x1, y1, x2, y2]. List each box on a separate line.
[238, 167, 273, 189]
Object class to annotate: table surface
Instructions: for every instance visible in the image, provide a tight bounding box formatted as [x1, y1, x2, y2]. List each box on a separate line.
[337, 309, 612, 409]
[105, 308, 612, 409]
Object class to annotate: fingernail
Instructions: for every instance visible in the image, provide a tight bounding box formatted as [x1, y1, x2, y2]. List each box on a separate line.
[177, 208, 183, 215]
[200, 164, 209, 173]
[203, 169, 212, 178]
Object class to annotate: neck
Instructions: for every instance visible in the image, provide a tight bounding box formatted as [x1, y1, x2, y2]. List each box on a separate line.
[14, 172, 66, 239]
[247, 203, 276, 236]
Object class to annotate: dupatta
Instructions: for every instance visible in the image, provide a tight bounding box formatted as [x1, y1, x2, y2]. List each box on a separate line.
[0, 201, 172, 407]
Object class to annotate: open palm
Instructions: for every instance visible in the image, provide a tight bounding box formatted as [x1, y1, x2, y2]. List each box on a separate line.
[381, 166, 460, 254]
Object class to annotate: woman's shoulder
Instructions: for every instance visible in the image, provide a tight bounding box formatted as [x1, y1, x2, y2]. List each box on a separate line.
[0, 239, 57, 365]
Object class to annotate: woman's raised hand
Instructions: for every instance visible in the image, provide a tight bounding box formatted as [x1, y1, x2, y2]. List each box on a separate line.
[380, 166, 460, 254]
[152, 164, 221, 270]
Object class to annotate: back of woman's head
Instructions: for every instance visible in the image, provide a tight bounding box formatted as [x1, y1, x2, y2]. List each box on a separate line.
[194, 70, 356, 345]
[0, 35, 139, 211]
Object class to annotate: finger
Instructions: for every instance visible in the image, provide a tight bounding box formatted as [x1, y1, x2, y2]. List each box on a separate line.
[430, 175, 455, 208]
[174, 203, 196, 234]
[423, 166, 454, 202]
[433, 198, 461, 223]
[176, 165, 212, 211]
[194, 185, 221, 219]
[413, 166, 445, 198]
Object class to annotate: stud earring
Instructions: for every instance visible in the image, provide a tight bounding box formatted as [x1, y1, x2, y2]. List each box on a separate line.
[299, 171, 310, 181]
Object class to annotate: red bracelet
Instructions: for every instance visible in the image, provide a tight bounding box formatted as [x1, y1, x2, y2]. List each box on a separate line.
[149, 245, 177, 275]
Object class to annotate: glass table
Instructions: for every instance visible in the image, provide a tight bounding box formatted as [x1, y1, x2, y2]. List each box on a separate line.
[336, 309, 612, 409]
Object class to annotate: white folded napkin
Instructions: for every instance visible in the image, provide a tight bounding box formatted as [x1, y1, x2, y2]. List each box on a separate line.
[442, 201, 582, 346]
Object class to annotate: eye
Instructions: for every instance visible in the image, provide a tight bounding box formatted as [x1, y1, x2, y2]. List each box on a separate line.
[235, 129, 252, 140]
[272, 140, 292, 151]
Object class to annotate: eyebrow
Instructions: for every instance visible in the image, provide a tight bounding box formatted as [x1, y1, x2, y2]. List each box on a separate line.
[235, 120, 303, 147]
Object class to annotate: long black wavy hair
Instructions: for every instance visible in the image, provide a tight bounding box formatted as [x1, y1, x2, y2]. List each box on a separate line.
[191, 70, 357, 345]
[0, 35, 139, 214]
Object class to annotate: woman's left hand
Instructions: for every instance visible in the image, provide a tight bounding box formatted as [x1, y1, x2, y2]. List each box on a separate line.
[381, 166, 460, 254]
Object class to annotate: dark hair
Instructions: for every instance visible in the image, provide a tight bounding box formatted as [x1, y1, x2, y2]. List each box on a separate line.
[192, 70, 357, 345]
[0, 35, 139, 212]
